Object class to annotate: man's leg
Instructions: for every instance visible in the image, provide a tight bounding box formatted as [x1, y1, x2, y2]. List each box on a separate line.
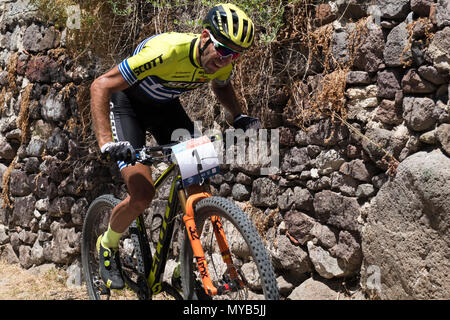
[110, 163, 155, 233]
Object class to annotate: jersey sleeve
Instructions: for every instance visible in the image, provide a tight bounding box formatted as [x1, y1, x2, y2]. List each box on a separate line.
[118, 39, 173, 86]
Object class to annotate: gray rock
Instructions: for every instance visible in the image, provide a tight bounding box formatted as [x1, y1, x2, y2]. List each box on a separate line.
[436, 123, 450, 155]
[11, 195, 36, 228]
[427, 27, 450, 74]
[306, 119, 349, 147]
[315, 149, 345, 175]
[278, 188, 294, 211]
[218, 183, 231, 197]
[48, 197, 75, 217]
[31, 239, 45, 265]
[401, 69, 436, 94]
[330, 230, 363, 276]
[362, 150, 450, 299]
[313, 190, 361, 232]
[353, 22, 384, 73]
[276, 275, 295, 296]
[0, 0, 37, 26]
[9, 169, 31, 197]
[22, 24, 42, 53]
[384, 23, 412, 67]
[356, 184, 376, 199]
[231, 183, 250, 201]
[40, 89, 69, 122]
[46, 128, 68, 155]
[373, 99, 403, 125]
[403, 97, 437, 131]
[250, 178, 279, 207]
[310, 223, 337, 249]
[66, 261, 83, 287]
[70, 198, 88, 226]
[284, 210, 316, 245]
[418, 65, 448, 85]
[307, 241, 345, 279]
[235, 172, 252, 185]
[375, 0, 410, 20]
[330, 30, 349, 66]
[0, 224, 9, 245]
[268, 233, 312, 275]
[330, 172, 359, 196]
[0, 137, 16, 160]
[48, 222, 81, 264]
[339, 159, 374, 182]
[293, 187, 314, 212]
[19, 245, 33, 269]
[26, 137, 46, 157]
[436, 0, 450, 28]
[346, 71, 372, 85]
[377, 69, 402, 99]
[362, 127, 409, 169]
[288, 277, 342, 300]
[281, 147, 310, 173]
[411, 0, 433, 17]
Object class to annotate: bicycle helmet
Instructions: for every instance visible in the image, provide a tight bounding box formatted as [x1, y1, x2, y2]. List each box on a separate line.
[203, 3, 255, 51]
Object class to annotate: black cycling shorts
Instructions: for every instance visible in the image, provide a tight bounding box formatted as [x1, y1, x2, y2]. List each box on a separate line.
[109, 84, 195, 147]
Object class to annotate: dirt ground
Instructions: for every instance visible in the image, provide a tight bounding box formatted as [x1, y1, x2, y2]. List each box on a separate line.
[0, 260, 89, 300]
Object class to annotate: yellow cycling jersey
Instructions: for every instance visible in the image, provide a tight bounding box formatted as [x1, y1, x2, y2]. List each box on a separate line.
[118, 32, 233, 102]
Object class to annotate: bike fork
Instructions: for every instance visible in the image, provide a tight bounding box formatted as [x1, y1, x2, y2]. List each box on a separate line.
[181, 192, 243, 297]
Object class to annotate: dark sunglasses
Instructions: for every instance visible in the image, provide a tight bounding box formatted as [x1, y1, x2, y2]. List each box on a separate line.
[208, 31, 241, 60]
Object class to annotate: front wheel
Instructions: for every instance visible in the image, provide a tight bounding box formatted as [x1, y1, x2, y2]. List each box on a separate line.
[179, 196, 279, 300]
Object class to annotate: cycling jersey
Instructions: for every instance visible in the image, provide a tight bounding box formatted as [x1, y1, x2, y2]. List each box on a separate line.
[118, 32, 233, 102]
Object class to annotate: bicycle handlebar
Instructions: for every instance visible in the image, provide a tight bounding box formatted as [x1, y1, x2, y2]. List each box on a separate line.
[132, 134, 223, 166]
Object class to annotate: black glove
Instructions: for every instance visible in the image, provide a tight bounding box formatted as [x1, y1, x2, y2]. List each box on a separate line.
[101, 141, 136, 163]
[233, 114, 262, 131]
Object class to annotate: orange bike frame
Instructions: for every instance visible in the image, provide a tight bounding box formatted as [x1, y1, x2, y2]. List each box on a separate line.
[183, 192, 242, 296]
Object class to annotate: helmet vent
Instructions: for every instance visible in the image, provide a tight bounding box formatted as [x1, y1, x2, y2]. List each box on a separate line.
[241, 19, 249, 42]
[230, 9, 239, 37]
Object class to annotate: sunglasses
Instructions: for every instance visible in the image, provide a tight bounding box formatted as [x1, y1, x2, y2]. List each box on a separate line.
[208, 31, 241, 60]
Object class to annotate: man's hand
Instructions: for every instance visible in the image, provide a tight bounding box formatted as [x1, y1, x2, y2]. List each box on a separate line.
[101, 141, 136, 163]
[233, 114, 262, 131]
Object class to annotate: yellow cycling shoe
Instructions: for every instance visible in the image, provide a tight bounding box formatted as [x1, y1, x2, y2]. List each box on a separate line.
[96, 234, 125, 290]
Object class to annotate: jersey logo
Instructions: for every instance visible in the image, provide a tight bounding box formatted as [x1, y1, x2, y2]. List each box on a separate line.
[165, 81, 204, 89]
[133, 54, 164, 76]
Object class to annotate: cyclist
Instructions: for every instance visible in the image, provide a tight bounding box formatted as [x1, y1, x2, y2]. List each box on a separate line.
[90, 3, 261, 289]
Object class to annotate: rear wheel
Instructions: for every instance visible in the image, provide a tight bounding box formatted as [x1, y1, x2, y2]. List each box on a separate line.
[179, 196, 279, 300]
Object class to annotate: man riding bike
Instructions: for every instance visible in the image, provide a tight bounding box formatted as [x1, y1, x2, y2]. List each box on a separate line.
[90, 3, 261, 289]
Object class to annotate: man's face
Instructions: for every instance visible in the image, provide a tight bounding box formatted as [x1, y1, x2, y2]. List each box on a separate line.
[200, 30, 241, 74]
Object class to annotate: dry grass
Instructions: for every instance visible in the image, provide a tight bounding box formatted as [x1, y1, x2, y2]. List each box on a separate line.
[0, 260, 88, 300]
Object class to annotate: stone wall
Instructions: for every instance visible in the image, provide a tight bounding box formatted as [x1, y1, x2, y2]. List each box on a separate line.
[0, 0, 449, 299]
[0, 0, 120, 279]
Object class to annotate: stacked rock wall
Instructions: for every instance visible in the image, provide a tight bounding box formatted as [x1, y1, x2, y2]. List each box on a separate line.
[0, 0, 449, 299]
[0, 0, 121, 275]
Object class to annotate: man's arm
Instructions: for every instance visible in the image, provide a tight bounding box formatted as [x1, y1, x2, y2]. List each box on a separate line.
[90, 66, 130, 148]
[211, 80, 242, 119]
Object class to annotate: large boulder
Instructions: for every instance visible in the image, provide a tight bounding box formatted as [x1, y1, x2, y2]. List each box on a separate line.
[361, 150, 450, 299]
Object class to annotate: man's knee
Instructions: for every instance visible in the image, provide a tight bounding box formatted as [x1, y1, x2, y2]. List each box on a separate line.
[122, 164, 155, 212]
[129, 182, 155, 212]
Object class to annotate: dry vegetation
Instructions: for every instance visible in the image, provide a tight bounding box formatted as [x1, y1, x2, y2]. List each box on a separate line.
[0, 259, 88, 300]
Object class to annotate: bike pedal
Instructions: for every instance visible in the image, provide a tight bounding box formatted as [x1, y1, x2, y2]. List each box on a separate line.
[122, 255, 136, 269]
[94, 279, 111, 295]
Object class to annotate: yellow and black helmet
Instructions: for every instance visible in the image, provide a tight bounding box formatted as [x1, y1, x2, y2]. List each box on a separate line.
[203, 3, 255, 51]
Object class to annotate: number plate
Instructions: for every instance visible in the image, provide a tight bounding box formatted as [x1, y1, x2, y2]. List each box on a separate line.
[172, 136, 220, 187]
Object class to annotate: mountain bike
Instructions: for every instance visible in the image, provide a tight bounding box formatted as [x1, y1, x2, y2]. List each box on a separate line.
[81, 135, 280, 300]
